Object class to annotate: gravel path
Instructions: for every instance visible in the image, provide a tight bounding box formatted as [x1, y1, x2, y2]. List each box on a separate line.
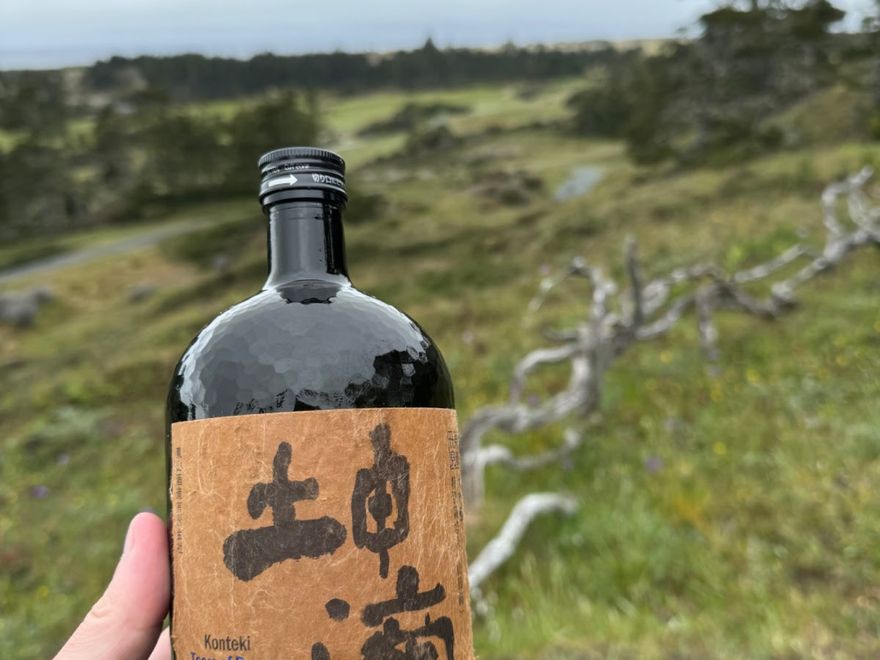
[0, 217, 215, 285]
[555, 165, 605, 202]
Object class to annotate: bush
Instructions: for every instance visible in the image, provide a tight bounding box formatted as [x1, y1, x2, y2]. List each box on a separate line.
[357, 101, 470, 137]
[871, 111, 880, 140]
[567, 81, 633, 138]
[140, 111, 225, 197]
[161, 217, 261, 267]
[345, 187, 388, 224]
[568, 1, 852, 167]
[216, 92, 318, 193]
[403, 124, 461, 156]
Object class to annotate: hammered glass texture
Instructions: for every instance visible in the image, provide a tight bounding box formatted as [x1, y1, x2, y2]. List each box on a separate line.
[166, 279, 454, 423]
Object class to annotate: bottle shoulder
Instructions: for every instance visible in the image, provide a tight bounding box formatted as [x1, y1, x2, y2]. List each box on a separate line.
[181, 281, 434, 361]
[167, 281, 454, 420]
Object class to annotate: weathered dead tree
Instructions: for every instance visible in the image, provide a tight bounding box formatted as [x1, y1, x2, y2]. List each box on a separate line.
[468, 492, 577, 597]
[465, 168, 879, 596]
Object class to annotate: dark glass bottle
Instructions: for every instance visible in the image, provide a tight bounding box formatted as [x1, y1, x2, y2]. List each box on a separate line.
[166, 147, 453, 424]
[164, 148, 458, 657]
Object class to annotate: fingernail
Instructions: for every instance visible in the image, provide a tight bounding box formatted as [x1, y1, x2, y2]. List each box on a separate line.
[123, 517, 137, 556]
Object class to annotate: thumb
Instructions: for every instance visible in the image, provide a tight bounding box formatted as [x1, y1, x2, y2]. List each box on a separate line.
[55, 512, 170, 660]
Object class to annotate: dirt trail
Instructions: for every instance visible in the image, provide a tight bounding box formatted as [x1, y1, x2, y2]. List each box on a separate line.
[0, 218, 215, 285]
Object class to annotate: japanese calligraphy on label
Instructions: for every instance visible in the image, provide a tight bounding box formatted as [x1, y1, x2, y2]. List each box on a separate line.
[170, 407, 473, 659]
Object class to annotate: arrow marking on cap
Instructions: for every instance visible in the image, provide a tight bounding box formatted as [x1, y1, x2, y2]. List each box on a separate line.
[266, 174, 298, 188]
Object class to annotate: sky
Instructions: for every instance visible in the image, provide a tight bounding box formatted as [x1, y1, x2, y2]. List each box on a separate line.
[0, 0, 875, 70]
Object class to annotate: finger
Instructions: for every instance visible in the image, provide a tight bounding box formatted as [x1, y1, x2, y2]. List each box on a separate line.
[55, 512, 170, 660]
[147, 628, 171, 660]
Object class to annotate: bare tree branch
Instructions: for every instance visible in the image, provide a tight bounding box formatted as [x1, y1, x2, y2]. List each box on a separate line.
[460, 168, 879, 510]
[463, 168, 878, 595]
[625, 236, 645, 329]
[509, 344, 581, 403]
[475, 428, 583, 472]
[468, 493, 578, 596]
[732, 244, 810, 284]
[695, 286, 720, 362]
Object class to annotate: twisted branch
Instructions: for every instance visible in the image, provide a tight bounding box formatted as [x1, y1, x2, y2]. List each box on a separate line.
[468, 493, 578, 595]
[463, 169, 878, 595]
[462, 169, 879, 509]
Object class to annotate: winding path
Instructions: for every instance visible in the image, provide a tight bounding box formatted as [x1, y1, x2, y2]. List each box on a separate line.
[0, 217, 215, 285]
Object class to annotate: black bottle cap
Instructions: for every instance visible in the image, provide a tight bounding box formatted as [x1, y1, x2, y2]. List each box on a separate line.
[258, 146, 347, 208]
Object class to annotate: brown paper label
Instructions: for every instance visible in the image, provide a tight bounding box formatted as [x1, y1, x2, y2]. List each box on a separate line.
[170, 407, 473, 659]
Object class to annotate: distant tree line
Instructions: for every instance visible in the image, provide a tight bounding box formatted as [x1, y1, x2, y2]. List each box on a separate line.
[0, 91, 317, 241]
[568, 0, 877, 165]
[2, 7, 876, 240]
[84, 40, 631, 100]
[0, 40, 636, 240]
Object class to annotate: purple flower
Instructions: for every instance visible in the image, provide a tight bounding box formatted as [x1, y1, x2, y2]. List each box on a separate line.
[644, 456, 664, 474]
[30, 485, 50, 499]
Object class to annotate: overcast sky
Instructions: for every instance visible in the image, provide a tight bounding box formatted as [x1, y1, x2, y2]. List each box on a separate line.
[0, 0, 874, 70]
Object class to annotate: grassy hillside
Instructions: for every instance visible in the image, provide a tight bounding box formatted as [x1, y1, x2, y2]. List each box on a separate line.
[1, 79, 879, 658]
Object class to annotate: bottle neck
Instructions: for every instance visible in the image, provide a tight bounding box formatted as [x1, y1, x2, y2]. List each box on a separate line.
[264, 201, 349, 288]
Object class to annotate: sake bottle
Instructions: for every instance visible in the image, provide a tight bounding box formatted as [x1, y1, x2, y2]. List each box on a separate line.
[166, 147, 472, 659]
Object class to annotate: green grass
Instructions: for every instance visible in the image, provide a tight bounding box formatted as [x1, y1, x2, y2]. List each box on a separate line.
[323, 78, 579, 134]
[0, 128, 22, 153]
[0, 198, 258, 287]
[0, 240, 68, 272]
[2, 81, 879, 658]
[136, 80, 582, 168]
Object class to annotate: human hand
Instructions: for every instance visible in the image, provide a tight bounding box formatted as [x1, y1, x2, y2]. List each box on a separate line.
[55, 512, 171, 660]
